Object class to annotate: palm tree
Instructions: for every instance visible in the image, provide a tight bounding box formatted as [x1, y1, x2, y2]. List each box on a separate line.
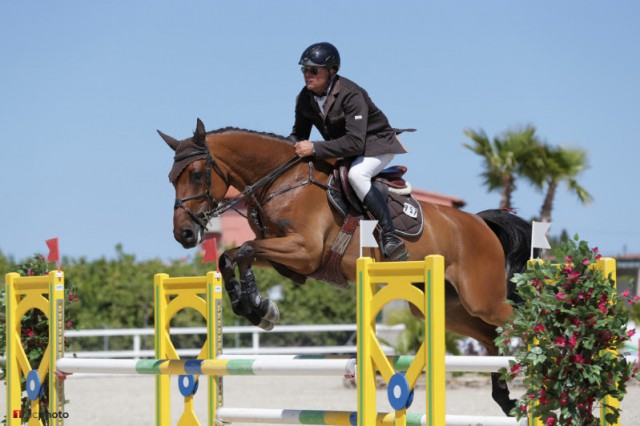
[463, 126, 543, 209]
[537, 145, 592, 223]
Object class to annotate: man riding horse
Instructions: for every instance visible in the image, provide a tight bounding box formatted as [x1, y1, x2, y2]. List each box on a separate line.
[290, 42, 409, 261]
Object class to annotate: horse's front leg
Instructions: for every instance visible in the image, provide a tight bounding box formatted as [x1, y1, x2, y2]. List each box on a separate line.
[235, 243, 280, 331]
[218, 248, 264, 328]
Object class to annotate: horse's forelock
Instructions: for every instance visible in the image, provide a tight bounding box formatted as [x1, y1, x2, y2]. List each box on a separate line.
[168, 137, 208, 183]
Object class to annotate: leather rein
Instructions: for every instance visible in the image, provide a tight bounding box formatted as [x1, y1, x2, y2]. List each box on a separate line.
[173, 146, 328, 231]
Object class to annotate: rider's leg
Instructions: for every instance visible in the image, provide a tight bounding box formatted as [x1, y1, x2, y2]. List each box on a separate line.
[349, 154, 409, 261]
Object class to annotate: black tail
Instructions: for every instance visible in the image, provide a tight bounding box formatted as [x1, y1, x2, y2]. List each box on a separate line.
[477, 209, 538, 302]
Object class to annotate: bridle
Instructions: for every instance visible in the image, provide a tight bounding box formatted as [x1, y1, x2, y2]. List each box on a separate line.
[173, 142, 309, 231]
[173, 147, 230, 230]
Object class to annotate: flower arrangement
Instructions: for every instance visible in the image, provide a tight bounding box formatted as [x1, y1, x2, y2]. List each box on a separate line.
[0, 254, 79, 425]
[495, 237, 639, 426]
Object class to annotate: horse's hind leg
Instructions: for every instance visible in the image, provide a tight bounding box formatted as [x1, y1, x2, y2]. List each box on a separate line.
[446, 302, 517, 416]
[235, 244, 280, 331]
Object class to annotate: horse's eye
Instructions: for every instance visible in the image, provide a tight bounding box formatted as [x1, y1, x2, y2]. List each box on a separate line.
[192, 170, 204, 183]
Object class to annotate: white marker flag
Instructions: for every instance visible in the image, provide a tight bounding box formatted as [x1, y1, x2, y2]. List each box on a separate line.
[531, 221, 551, 259]
[360, 220, 378, 258]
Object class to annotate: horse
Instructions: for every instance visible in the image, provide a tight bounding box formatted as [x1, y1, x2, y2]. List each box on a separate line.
[158, 118, 534, 416]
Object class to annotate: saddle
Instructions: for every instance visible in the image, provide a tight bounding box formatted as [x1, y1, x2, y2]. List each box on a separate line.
[327, 159, 424, 238]
[308, 159, 424, 287]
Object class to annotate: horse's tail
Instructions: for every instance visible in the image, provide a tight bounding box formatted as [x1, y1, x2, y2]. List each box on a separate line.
[476, 209, 537, 302]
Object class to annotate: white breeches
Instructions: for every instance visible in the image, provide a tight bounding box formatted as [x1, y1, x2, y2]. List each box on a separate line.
[348, 153, 395, 201]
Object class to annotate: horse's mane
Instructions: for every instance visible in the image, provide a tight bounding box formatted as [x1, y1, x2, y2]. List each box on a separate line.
[206, 127, 292, 144]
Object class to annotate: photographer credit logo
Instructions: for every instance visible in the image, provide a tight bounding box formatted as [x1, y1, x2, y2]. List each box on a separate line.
[12, 409, 69, 419]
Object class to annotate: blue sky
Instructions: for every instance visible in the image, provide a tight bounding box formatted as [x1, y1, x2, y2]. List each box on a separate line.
[1, 1, 639, 262]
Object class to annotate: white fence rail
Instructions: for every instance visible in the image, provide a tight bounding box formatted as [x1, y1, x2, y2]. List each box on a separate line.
[63, 324, 405, 358]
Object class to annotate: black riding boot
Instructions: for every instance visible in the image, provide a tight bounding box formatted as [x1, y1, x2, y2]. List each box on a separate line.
[362, 186, 409, 261]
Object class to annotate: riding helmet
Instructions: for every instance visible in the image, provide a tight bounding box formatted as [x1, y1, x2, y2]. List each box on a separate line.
[299, 42, 340, 71]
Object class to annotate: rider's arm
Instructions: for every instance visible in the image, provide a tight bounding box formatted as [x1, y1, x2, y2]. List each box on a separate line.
[288, 94, 313, 142]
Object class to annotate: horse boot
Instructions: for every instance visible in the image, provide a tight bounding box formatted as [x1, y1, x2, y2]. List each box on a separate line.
[362, 186, 409, 261]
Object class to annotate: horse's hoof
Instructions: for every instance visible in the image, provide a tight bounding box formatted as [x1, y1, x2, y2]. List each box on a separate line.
[259, 299, 280, 323]
[257, 318, 275, 331]
[264, 299, 280, 323]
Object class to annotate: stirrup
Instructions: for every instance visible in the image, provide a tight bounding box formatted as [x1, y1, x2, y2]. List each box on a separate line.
[383, 237, 409, 261]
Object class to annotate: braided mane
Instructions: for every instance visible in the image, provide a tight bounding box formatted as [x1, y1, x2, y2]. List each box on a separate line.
[205, 127, 292, 143]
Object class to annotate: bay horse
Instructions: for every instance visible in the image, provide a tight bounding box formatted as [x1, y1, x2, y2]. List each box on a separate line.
[158, 118, 533, 416]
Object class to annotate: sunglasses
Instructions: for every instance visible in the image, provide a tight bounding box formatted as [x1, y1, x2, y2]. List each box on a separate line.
[301, 66, 321, 75]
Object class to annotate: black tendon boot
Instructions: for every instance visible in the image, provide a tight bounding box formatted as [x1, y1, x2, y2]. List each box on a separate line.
[362, 186, 409, 261]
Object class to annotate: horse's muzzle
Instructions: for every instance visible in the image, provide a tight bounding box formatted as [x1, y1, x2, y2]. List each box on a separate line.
[174, 224, 202, 249]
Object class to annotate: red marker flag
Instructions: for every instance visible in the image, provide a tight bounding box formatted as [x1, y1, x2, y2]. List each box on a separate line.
[202, 237, 218, 268]
[46, 238, 60, 263]
[46, 237, 61, 271]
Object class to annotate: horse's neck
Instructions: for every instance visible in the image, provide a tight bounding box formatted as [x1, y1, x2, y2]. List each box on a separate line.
[209, 132, 294, 187]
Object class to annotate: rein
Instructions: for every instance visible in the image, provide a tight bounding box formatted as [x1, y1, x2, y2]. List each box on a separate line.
[174, 142, 325, 231]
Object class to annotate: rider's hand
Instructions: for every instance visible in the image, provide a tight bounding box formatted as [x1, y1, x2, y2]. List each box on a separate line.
[294, 141, 315, 158]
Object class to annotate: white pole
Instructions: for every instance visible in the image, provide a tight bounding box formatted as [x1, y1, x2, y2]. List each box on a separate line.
[57, 358, 139, 375]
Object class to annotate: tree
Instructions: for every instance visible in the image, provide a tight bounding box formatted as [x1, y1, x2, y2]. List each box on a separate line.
[463, 126, 543, 209]
[537, 145, 592, 223]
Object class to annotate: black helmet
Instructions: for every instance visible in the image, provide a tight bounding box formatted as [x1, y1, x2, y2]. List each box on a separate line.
[299, 42, 340, 71]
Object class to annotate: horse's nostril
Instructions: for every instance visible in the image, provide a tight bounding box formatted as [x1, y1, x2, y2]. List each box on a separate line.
[181, 228, 195, 241]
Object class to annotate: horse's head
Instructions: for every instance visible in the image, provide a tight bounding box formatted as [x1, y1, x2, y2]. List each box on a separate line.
[158, 118, 231, 249]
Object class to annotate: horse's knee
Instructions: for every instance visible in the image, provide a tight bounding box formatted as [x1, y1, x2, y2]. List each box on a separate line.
[236, 243, 255, 265]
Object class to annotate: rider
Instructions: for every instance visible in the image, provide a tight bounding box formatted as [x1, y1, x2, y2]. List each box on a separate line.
[290, 42, 409, 261]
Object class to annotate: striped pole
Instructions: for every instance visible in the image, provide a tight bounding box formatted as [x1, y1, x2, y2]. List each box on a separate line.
[57, 355, 514, 376]
[217, 408, 525, 426]
[57, 357, 356, 376]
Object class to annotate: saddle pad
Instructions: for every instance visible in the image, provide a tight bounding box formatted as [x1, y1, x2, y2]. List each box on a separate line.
[386, 191, 424, 238]
[327, 176, 424, 238]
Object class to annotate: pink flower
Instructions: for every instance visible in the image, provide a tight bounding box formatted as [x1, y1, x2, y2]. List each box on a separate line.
[25, 329, 35, 337]
[546, 417, 556, 426]
[68, 292, 75, 301]
[622, 289, 630, 298]
[510, 364, 521, 374]
[598, 302, 608, 313]
[592, 247, 599, 253]
[555, 292, 567, 300]
[582, 258, 590, 265]
[565, 255, 573, 263]
[628, 329, 636, 338]
[568, 334, 578, 349]
[571, 354, 585, 364]
[553, 337, 566, 348]
[596, 254, 602, 260]
[533, 324, 546, 333]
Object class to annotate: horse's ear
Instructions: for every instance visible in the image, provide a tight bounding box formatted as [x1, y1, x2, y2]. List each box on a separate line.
[193, 118, 207, 146]
[157, 130, 180, 151]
